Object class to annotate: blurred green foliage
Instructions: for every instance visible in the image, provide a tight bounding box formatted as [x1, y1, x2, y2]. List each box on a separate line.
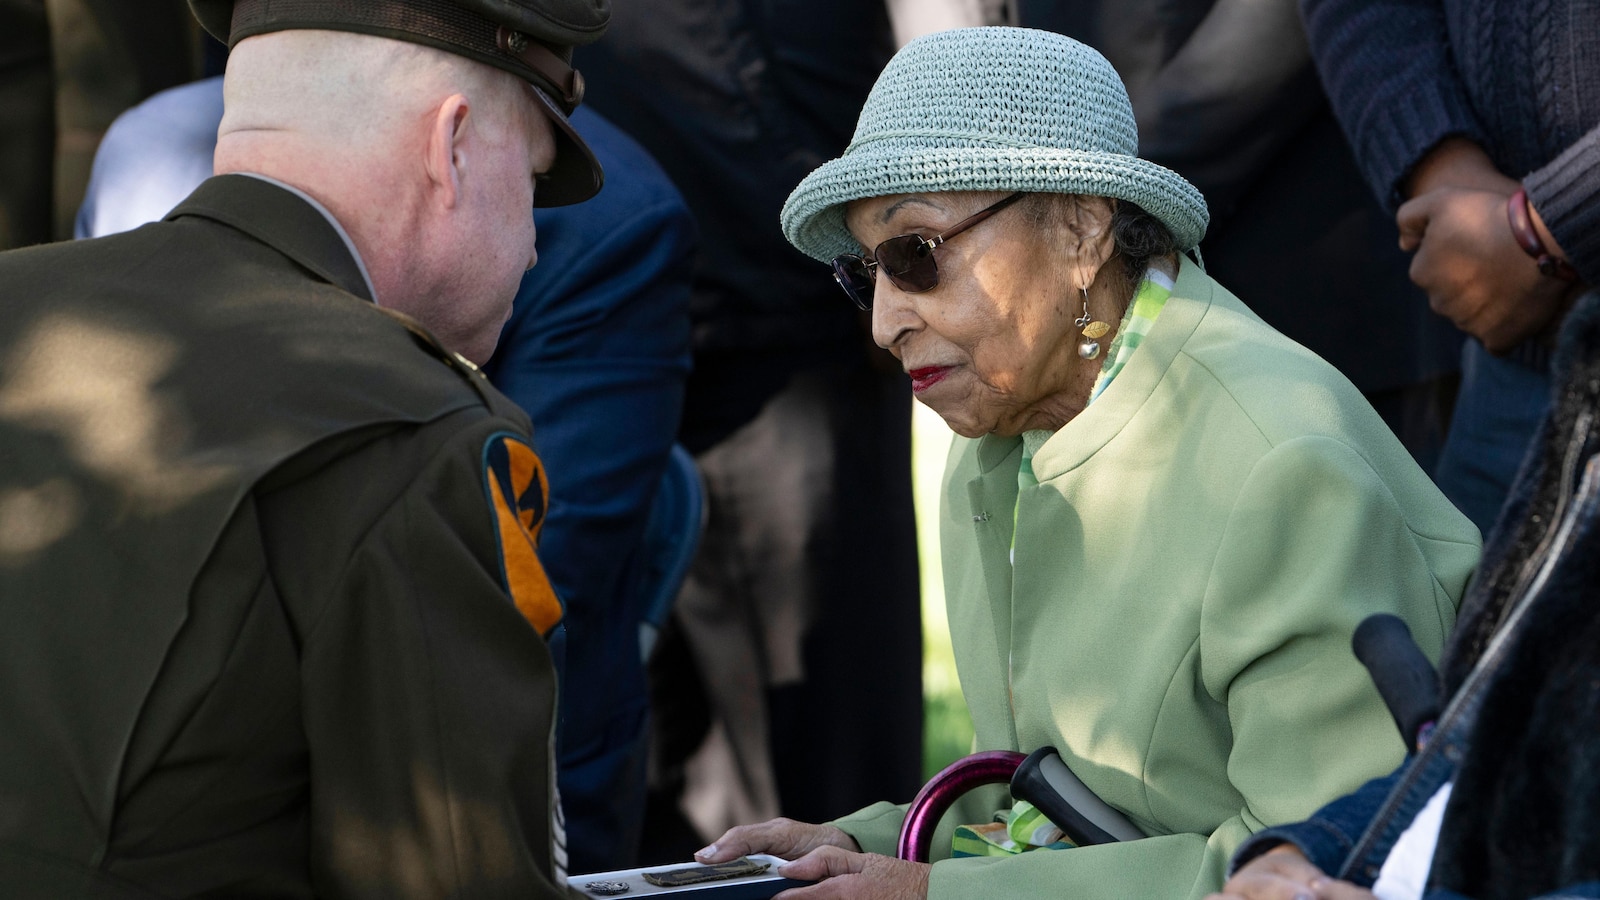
[913, 402, 976, 780]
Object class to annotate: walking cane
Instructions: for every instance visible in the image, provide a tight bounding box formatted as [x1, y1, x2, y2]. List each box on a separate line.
[896, 748, 1142, 862]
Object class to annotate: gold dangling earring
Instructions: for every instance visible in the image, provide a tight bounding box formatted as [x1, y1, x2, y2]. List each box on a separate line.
[1076, 286, 1109, 360]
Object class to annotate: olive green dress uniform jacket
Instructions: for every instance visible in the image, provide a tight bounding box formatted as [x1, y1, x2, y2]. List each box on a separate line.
[831, 261, 1482, 899]
[0, 175, 572, 899]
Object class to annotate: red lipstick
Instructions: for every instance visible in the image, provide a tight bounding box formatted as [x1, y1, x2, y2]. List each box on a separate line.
[908, 366, 952, 393]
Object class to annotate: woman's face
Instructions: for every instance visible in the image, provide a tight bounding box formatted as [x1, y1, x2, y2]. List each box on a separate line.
[844, 191, 1107, 438]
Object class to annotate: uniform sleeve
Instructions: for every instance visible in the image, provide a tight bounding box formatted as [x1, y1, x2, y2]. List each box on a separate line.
[920, 436, 1472, 900]
[267, 413, 573, 900]
[1299, 0, 1489, 210]
[483, 182, 694, 873]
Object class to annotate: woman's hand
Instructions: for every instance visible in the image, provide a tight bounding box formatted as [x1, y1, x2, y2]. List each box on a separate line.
[695, 817, 861, 864]
[696, 820, 925, 899]
[774, 846, 930, 900]
[1205, 844, 1379, 900]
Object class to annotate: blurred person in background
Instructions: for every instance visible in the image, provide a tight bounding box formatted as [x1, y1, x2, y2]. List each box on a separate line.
[698, 28, 1479, 900]
[884, 0, 1010, 45]
[0, 0, 205, 250]
[575, 0, 925, 862]
[1016, 0, 1463, 474]
[1300, 0, 1598, 534]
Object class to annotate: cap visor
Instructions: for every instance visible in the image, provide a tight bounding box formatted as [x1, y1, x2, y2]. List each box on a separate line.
[531, 88, 603, 208]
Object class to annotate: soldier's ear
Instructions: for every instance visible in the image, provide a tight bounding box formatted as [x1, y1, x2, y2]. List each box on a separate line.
[425, 93, 471, 209]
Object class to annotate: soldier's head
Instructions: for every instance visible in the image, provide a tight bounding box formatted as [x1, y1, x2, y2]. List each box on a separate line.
[192, 0, 608, 363]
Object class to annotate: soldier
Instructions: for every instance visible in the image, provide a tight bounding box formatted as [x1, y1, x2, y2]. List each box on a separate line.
[0, 0, 606, 896]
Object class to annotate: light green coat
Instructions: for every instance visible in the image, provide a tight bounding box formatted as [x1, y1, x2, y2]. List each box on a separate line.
[833, 261, 1481, 898]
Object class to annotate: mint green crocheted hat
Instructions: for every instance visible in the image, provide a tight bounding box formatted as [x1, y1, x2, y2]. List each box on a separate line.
[781, 27, 1209, 262]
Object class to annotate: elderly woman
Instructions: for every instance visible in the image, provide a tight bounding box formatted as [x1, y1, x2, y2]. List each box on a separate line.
[694, 27, 1481, 900]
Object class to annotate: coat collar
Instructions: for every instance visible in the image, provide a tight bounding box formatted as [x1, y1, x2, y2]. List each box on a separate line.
[1028, 257, 1212, 483]
[166, 174, 376, 303]
[952, 259, 1218, 717]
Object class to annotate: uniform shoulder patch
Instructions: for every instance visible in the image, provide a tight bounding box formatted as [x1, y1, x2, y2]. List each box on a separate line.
[482, 432, 562, 635]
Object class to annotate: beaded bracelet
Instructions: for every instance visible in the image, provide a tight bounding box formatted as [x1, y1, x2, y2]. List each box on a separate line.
[1507, 188, 1579, 282]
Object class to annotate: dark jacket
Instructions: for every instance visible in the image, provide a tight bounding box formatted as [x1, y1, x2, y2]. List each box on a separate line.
[0, 175, 569, 899]
[575, 0, 892, 356]
[1017, 0, 1461, 398]
[575, 0, 900, 452]
[1301, 0, 1600, 285]
[1231, 291, 1600, 899]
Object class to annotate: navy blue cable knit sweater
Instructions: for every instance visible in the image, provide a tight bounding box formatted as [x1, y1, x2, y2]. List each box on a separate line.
[1301, 0, 1600, 284]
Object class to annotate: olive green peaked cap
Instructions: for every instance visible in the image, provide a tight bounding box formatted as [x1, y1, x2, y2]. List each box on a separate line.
[781, 27, 1210, 261]
[189, 0, 610, 206]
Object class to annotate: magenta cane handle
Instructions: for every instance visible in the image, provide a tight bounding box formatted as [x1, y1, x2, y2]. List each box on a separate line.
[895, 750, 1027, 862]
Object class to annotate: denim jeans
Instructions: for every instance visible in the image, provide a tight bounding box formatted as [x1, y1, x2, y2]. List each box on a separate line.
[1433, 340, 1552, 535]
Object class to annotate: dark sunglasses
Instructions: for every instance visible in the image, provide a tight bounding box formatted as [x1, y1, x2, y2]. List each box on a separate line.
[831, 192, 1026, 310]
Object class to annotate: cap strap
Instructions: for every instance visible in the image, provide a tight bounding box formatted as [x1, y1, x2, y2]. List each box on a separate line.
[494, 26, 583, 109]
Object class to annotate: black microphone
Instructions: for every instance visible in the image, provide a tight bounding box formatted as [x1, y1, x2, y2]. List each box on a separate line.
[1351, 613, 1441, 751]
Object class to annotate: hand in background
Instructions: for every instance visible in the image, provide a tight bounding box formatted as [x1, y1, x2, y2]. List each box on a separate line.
[696, 817, 861, 864]
[1404, 137, 1520, 198]
[1210, 880, 1380, 900]
[774, 846, 930, 900]
[1397, 186, 1573, 352]
[1207, 844, 1333, 900]
[1396, 137, 1576, 352]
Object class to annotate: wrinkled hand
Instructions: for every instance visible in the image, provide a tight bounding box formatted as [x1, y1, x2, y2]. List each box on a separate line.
[1397, 186, 1573, 353]
[1205, 845, 1377, 900]
[696, 817, 860, 865]
[774, 846, 930, 900]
